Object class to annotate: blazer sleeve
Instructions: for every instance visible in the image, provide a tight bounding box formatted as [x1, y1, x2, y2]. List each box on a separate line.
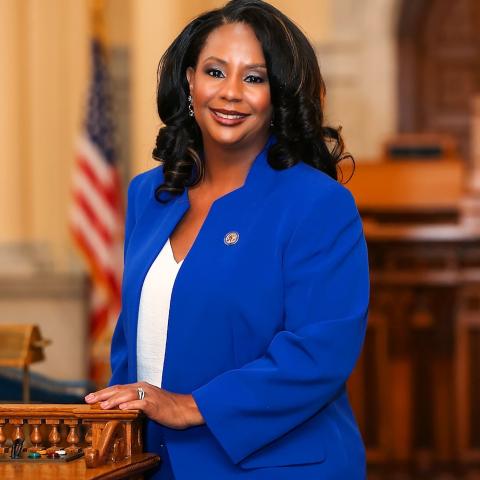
[109, 176, 139, 387]
[192, 183, 370, 465]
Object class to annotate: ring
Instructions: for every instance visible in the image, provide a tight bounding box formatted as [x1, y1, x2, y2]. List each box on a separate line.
[137, 387, 145, 400]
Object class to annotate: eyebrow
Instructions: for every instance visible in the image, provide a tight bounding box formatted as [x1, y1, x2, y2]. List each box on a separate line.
[203, 56, 267, 69]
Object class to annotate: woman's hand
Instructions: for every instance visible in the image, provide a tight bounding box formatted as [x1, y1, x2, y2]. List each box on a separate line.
[84, 382, 204, 430]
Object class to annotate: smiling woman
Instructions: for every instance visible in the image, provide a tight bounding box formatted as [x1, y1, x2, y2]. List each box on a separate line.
[186, 23, 272, 149]
[85, 1, 369, 479]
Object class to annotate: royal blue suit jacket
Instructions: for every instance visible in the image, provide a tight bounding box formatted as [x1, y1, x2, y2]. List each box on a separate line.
[109, 139, 370, 479]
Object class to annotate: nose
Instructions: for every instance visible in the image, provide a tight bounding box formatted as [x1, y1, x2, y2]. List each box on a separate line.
[219, 74, 242, 103]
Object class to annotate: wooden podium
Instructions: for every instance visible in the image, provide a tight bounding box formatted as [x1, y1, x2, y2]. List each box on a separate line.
[0, 404, 160, 479]
[0, 325, 51, 402]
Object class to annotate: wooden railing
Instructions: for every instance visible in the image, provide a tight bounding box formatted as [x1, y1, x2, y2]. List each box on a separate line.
[0, 404, 143, 468]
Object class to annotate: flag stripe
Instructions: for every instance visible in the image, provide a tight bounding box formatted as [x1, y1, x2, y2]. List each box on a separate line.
[77, 134, 115, 186]
[70, 204, 116, 274]
[71, 222, 121, 300]
[77, 153, 120, 209]
[72, 191, 113, 245]
[72, 168, 119, 237]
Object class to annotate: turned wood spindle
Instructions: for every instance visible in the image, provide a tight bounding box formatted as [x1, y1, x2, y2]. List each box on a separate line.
[66, 424, 80, 449]
[84, 423, 93, 446]
[0, 420, 6, 448]
[29, 420, 43, 449]
[11, 420, 25, 442]
[48, 423, 61, 448]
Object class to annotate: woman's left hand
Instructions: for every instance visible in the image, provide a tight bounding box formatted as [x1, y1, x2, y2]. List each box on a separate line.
[84, 382, 204, 430]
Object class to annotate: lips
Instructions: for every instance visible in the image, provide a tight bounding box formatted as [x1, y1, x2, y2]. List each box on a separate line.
[210, 108, 250, 126]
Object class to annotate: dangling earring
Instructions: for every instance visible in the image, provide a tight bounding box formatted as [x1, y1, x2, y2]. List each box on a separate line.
[188, 95, 194, 117]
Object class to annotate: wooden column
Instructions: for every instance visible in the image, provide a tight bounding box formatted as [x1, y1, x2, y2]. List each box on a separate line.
[0, 0, 26, 241]
[471, 95, 480, 186]
[461, 95, 480, 223]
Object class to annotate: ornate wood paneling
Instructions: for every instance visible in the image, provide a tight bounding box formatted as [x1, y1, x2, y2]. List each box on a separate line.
[348, 227, 480, 478]
[397, 0, 480, 160]
[457, 284, 480, 463]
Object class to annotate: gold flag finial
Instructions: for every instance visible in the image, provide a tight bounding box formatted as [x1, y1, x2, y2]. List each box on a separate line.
[89, 0, 107, 44]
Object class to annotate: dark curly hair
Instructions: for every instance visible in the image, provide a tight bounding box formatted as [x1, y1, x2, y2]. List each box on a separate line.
[152, 0, 353, 202]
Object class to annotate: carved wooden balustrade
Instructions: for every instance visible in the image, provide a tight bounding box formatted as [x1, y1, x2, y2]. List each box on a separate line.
[0, 404, 145, 468]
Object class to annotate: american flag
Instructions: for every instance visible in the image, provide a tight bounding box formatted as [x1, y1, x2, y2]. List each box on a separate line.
[70, 37, 124, 386]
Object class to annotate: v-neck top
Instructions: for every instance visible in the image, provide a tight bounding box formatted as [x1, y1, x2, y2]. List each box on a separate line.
[136, 238, 183, 387]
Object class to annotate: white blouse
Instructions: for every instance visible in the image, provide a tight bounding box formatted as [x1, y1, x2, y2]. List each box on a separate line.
[136, 239, 183, 387]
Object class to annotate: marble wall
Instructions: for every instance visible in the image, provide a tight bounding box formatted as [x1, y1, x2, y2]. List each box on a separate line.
[319, 0, 400, 160]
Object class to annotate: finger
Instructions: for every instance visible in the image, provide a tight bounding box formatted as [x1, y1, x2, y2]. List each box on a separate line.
[85, 385, 127, 404]
[99, 389, 139, 409]
[118, 400, 146, 411]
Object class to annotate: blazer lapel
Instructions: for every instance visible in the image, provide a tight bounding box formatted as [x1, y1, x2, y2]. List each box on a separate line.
[124, 188, 189, 382]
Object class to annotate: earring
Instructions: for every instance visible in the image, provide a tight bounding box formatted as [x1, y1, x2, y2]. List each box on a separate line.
[270, 118, 274, 127]
[188, 95, 194, 117]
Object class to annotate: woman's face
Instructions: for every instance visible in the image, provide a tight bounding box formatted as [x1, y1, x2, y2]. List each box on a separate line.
[186, 22, 272, 150]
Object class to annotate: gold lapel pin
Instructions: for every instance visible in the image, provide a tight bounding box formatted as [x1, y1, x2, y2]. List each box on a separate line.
[224, 231, 239, 245]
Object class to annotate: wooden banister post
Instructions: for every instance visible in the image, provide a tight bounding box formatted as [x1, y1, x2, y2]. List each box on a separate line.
[462, 95, 480, 224]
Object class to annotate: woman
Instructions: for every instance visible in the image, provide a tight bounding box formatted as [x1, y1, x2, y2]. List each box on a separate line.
[85, 1, 370, 478]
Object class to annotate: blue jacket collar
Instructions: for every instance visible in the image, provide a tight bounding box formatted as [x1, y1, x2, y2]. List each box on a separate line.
[173, 135, 277, 207]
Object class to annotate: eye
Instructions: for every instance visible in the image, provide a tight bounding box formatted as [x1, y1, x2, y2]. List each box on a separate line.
[205, 68, 224, 78]
[245, 74, 265, 84]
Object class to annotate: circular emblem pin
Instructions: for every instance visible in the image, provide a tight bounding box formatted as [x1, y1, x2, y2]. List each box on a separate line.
[224, 231, 239, 245]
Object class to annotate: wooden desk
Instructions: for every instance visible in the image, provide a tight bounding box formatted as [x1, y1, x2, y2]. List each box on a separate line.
[344, 159, 465, 223]
[0, 453, 160, 480]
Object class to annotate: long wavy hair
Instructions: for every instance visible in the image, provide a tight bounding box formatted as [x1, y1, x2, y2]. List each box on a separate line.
[153, 0, 353, 202]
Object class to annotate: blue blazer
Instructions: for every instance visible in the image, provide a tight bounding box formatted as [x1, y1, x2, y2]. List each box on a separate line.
[110, 139, 370, 479]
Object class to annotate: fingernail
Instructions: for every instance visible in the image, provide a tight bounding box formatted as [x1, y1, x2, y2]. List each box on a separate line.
[119, 404, 125, 410]
[100, 401, 108, 408]
[85, 393, 94, 401]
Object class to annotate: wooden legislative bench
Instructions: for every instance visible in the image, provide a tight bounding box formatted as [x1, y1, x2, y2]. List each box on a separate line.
[347, 221, 480, 477]
[345, 127, 480, 477]
[0, 404, 160, 479]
